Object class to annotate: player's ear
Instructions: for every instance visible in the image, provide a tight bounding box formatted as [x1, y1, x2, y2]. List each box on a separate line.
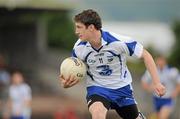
[88, 24, 95, 31]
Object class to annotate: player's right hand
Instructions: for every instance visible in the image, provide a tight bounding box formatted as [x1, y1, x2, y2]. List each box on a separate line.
[59, 74, 79, 88]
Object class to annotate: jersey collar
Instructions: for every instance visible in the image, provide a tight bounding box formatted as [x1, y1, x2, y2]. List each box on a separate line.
[86, 30, 108, 47]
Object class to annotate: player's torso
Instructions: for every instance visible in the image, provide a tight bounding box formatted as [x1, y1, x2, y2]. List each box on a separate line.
[73, 30, 144, 89]
[157, 67, 177, 97]
[85, 45, 123, 76]
[78, 43, 132, 89]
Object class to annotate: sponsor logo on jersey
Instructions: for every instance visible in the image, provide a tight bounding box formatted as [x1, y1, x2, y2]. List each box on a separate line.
[88, 59, 96, 63]
[94, 53, 104, 57]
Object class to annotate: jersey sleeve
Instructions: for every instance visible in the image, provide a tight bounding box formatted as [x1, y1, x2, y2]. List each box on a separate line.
[177, 74, 180, 84]
[23, 84, 32, 101]
[123, 39, 143, 58]
[71, 39, 86, 60]
[170, 68, 180, 83]
[71, 39, 81, 58]
[109, 32, 143, 58]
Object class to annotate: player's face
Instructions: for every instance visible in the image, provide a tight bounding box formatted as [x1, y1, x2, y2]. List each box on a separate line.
[11, 73, 23, 85]
[156, 57, 166, 69]
[75, 22, 92, 41]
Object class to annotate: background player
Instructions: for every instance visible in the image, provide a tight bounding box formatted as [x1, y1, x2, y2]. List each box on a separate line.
[141, 55, 180, 119]
[5, 71, 32, 119]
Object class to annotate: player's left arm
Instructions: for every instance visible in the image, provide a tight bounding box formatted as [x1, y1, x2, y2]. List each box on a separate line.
[171, 84, 180, 98]
[24, 85, 32, 107]
[59, 74, 79, 88]
[59, 40, 82, 88]
[140, 49, 166, 97]
[171, 74, 180, 98]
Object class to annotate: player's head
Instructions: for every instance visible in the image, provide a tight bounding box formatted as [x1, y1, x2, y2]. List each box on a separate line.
[74, 9, 102, 30]
[155, 55, 167, 69]
[74, 9, 102, 40]
[11, 71, 24, 85]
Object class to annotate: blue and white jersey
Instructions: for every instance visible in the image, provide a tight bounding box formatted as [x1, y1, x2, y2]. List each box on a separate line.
[141, 66, 180, 98]
[72, 30, 143, 89]
[9, 83, 32, 118]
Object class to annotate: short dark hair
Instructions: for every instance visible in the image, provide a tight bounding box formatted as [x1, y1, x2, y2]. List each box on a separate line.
[74, 9, 102, 30]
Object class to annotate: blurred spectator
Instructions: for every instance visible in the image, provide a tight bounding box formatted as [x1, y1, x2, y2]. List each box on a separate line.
[141, 55, 180, 119]
[5, 71, 32, 119]
[0, 54, 10, 118]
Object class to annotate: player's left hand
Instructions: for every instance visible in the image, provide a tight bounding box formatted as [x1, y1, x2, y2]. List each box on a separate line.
[154, 82, 166, 97]
[59, 74, 79, 88]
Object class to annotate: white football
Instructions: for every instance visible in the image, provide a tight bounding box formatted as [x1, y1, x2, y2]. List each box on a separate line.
[60, 57, 87, 80]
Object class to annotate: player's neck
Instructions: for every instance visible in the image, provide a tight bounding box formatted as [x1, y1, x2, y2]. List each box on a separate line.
[88, 30, 102, 49]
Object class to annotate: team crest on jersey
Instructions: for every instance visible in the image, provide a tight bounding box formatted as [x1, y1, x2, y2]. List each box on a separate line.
[107, 56, 114, 62]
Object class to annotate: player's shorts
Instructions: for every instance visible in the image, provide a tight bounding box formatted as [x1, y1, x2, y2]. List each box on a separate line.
[153, 96, 174, 112]
[86, 84, 139, 119]
[11, 116, 24, 119]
